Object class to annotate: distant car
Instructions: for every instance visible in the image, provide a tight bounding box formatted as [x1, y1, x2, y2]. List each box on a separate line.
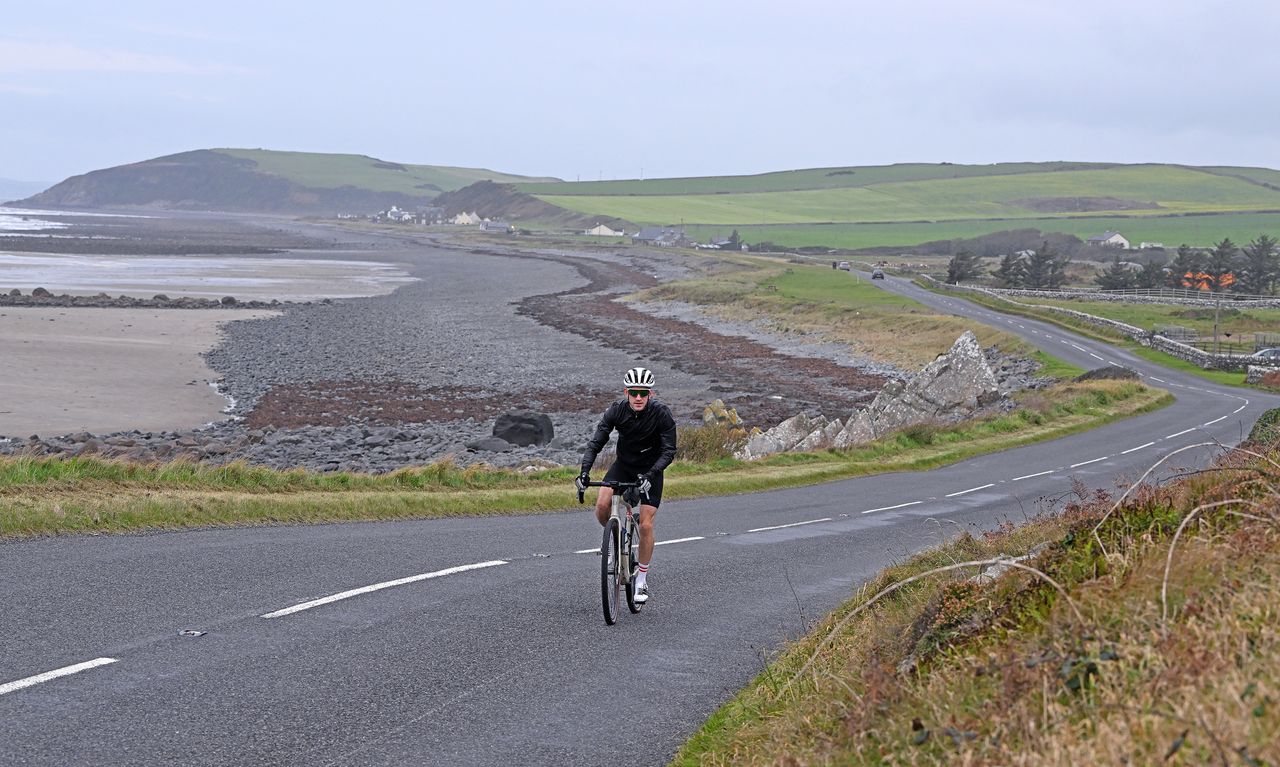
[871, 268, 885, 280]
[837, 261, 851, 271]
[1250, 348, 1280, 362]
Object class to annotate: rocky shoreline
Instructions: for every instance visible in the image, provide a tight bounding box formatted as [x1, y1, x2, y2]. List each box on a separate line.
[0, 217, 1048, 473]
[0, 287, 305, 310]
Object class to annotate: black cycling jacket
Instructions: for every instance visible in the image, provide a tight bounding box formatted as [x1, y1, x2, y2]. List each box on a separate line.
[581, 399, 678, 474]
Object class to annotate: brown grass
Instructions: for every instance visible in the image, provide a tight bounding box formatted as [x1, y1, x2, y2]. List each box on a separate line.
[675, 432, 1280, 766]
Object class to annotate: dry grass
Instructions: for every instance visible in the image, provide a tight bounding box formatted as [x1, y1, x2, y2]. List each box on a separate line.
[639, 260, 1034, 370]
[675, 428, 1280, 766]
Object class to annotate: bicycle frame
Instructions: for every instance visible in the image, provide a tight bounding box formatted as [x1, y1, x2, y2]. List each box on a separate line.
[580, 479, 645, 624]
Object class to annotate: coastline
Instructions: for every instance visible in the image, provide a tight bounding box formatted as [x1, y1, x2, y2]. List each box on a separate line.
[0, 307, 277, 438]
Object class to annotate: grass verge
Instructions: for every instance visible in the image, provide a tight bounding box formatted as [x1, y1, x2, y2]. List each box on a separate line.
[637, 258, 1046, 370]
[673, 419, 1280, 765]
[0, 381, 1167, 538]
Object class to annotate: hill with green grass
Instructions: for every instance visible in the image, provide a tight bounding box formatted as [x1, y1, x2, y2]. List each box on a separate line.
[16, 149, 559, 214]
[506, 161, 1280, 249]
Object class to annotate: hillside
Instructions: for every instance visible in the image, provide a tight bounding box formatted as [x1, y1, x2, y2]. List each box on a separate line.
[502, 161, 1280, 249]
[432, 180, 632, 230]
[14, 149, 559, 214]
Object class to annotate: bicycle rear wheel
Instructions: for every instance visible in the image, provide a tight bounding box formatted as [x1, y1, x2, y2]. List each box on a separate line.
[600, 517, 621, 625]
[625, 517, 644, 613]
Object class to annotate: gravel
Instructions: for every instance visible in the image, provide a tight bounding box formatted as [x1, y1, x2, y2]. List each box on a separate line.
[0, 224, 1045, 473]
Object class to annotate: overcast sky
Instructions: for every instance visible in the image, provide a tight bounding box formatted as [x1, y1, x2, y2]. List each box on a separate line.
[3, 0, 1278, 184]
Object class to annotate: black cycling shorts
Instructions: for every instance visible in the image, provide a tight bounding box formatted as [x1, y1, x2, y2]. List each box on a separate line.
[603, 462, 664, 508]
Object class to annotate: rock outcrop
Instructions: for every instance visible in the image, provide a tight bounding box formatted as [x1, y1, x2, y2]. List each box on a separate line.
[734, 332, 1004, 460]
[831, 331, 999, 448]
[736, 413, 831, 460]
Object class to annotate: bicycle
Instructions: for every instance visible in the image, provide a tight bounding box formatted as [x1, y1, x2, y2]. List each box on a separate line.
[577, 479, 646, 625]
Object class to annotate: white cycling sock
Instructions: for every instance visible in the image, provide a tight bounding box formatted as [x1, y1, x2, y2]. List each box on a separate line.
[636, 562, 649, 587]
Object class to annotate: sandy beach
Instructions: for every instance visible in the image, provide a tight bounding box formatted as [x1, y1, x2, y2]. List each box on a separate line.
[0, 307, 276, 438]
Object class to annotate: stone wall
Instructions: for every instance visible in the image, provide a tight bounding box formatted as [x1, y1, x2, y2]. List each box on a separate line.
[921, 277, 1251, 372]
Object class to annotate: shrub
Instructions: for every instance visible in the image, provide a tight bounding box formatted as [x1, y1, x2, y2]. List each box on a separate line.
[1247, 407, 1280, 445]
[677, 423, 747, 463]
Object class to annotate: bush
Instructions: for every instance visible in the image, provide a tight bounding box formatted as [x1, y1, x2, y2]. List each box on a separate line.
[677, 423, 747, 463]
[1247, 407, 1280, 445]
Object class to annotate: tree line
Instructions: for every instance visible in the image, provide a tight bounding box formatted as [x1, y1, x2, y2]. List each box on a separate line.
[946, 234, 1280, 295]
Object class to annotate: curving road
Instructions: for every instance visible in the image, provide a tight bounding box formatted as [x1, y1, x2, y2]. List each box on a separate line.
[2, 270, 1278, 766]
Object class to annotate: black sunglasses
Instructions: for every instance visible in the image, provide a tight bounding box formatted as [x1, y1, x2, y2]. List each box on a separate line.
[626, 389, 651, 398]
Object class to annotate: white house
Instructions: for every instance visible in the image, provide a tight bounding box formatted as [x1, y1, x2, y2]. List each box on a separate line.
[451, 211, 482, 226]
[585, 223, 624, 237]
[1087, 231, 1130, 249]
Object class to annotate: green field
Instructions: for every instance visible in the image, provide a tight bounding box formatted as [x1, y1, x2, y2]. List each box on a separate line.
[215, 149, 557, 195]
[513, 162, 1119, 196]
[514, 162, 1280, 249]
[532, 166, 1280, 226]
[682, 211, 1280, 250]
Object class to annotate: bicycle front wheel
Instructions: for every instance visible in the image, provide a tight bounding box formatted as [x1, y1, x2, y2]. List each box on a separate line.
[625, 518, 644, 614]
[600, 517, 621, 625]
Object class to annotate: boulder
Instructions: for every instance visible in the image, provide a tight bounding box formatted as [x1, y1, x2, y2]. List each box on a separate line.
[794, 418, 844, 452]
[493, 411, 554, 447]
[834, 331, 1000, 449]
[702, 399, 743, 427]
[466, 436, 515, 453]
[734, 413, 825, 460]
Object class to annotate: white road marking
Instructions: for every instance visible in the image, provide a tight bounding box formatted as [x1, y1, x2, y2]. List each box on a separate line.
[945, 483, 995, 497]
[748, 518, 832, 533]
[861, 500, 923, 514]
[1150, 377, 1166, 383]
[574, 547, 597, 554]
[655, 536, 705, 546]
[261, 561, 508, 618]
[1070, 457, 1107, 468]
[0, 658, 118, 697]
[1233, 405, 1247, 414]
[1089, 353, 1105, 361]
[1012, 470, 1055, 481]
[1121, 442, 1156, 454]
[1165, 428, 1196, 439]
[1203, 416, 1227, 426]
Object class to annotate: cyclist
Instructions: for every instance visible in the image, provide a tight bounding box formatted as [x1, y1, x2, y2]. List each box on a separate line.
[576, 367, 677, 604]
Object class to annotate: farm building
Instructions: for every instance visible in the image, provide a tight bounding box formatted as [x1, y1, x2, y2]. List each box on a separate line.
[632, 226, 689, 247]
[585, 223, 625, 237]
[1087, 231, 1130, 249]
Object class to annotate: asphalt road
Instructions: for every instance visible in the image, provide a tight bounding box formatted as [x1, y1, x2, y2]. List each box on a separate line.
[2, 271, 1277, 766]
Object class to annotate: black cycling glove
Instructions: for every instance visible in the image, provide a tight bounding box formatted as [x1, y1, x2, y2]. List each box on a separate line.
[636, 472, 653, 498]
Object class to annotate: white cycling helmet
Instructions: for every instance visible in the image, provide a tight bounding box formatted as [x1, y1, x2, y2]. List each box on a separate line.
[623, 367, 655, 388]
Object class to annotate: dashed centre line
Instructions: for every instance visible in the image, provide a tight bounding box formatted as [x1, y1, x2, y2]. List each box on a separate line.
[747, 518, 832, 533]
[0, 658, 118, 697]
[260, 561, 508, 618]
[861, 500, 923, 514]
[1012, 469, 1055, 481]
[1121, 442, 1156, 454]
[1203, 416, 1227, 426]
[1070, 457, 1107, 468]
[945, 483, 995, 498]
[655, 536, 705, 546]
